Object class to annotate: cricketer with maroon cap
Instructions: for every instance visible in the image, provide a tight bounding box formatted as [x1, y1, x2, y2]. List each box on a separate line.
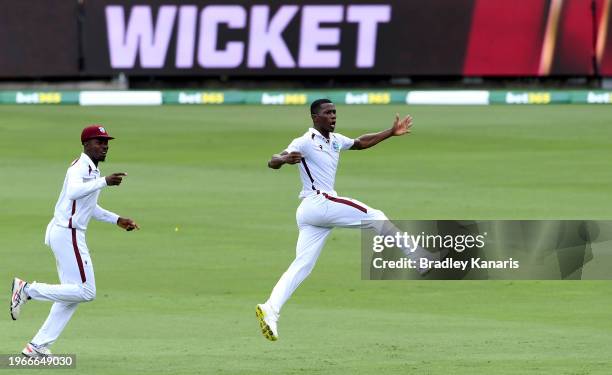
[81, 124, 114, 142]
[10, 124, 140, 358]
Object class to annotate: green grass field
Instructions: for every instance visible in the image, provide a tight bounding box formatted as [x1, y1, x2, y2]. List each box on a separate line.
[1, 104, 611, 374]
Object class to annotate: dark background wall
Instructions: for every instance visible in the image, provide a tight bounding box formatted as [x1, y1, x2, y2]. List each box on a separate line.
[1, 0, 610, 78]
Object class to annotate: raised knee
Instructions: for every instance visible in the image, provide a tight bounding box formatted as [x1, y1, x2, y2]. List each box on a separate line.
[80, 285, 96, 302]
[370, 209, 388, 221]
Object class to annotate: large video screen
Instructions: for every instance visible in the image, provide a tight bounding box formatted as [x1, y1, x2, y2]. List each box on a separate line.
[2, 0, 612, 77]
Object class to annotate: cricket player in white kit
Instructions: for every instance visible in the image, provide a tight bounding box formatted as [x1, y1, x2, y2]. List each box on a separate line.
[256, 99, 424, 341]
[10, 125, 139, 357]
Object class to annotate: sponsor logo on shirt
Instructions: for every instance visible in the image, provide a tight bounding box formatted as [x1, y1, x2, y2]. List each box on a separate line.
[332, 141, 340, 152]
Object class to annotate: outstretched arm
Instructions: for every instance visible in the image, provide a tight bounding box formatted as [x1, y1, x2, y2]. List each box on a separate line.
[93, 204, 120, 224]
[65, 172, 127, 201]
[268, 151, 303, 169]
[350, 114, 413, 150]
[93, 205, 139, 231]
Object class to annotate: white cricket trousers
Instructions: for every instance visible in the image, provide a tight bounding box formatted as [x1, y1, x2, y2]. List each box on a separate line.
[267, 192, 395, 313]
[26, 223, 96, 347]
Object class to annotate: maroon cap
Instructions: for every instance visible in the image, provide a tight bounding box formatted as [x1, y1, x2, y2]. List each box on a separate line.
[81, 125, 115, 142]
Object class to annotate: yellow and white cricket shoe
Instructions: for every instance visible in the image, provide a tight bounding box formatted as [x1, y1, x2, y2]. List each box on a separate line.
[22, 343, 52, 358]
[10, 277, 29, 320]
[256, 303, 279, 341]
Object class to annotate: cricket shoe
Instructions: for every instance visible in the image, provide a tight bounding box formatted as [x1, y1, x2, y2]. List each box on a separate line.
[10, 277, 29, 320]
[22, 343, 52, 358]
[256, 303, 279, 341]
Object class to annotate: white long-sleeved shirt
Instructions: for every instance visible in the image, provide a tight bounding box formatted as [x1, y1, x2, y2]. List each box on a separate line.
[51, 153, 119, 230]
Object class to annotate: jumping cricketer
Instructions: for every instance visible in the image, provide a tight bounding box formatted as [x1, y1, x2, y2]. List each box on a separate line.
[256, 99, 426, 341]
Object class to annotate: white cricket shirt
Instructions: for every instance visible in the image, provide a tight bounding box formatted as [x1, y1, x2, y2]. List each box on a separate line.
[285, 128, 354, 199]
[50, 153, 119, 231]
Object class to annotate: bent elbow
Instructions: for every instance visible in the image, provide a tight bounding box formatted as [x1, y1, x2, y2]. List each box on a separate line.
[268, 160, 281, 169]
